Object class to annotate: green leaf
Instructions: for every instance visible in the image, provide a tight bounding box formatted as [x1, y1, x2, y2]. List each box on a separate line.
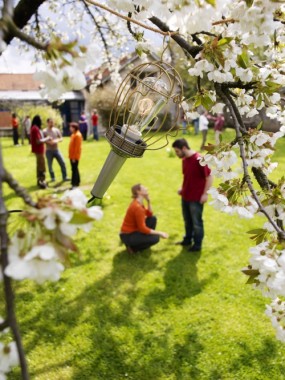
[245, 0, 254, 7]
[256, 121, 263, 130]
[217, 37, 233, 47]
[237, 51, 249, 69]
[70, 211, 94, 225]
[247, 229, 266, 234]
[256, 94, 263, 109]
[201, 95, 215, 110]
[241, 267, 260, 276]
[246, 276, 259, 285]
[135, 47, 143, 57]
[194, 96, 202, 108]
[205, 0, 216, 5]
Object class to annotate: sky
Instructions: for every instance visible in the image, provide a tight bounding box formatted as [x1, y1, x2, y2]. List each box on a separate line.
[0, 1, 162, 74]
[0, 45, 46, 73]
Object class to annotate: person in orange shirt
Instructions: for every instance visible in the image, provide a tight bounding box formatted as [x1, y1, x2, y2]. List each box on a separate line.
[120, 184, 168, 254]
[11, 112, 19, 146]
[69, 122, 82, 189]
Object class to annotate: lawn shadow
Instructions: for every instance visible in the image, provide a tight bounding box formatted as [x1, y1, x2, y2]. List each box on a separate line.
[227, 337, 285, 377]
[143, 248, 216, 310]
[18, 248, 162, 378]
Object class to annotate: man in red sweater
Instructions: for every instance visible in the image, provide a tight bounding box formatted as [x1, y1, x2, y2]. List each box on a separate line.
[91, 109, 99, 141]
[120, 184, 168, 253]
[172, 138, 213, 252]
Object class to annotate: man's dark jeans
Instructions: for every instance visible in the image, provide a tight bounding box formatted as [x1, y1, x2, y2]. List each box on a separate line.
[46, 149, 67, 181]
[181, 199, 204, 249]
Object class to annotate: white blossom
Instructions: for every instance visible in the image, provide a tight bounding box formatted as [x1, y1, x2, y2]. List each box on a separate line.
[0, 342, 19, 374]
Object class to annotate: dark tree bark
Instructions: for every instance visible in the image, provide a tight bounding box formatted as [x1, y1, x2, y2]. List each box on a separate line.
[3, 0, 46, 45]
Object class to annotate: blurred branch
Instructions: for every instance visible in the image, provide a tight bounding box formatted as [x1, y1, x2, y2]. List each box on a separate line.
[2, 0, 45, 46]
[3, 169, 37, 208]
[0, 147, 30, 379]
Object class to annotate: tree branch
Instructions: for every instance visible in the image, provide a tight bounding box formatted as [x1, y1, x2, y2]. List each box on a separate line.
[85, 0, 178, 36]
[3, 169, 37, 208]
[2, 0, 45, 46]
[0, 319, 9, 331]
[0, 147, 30, 380]
[149, 16, 203, 58]
[216, 84, 285, 240]
[219, 83, 247, 133]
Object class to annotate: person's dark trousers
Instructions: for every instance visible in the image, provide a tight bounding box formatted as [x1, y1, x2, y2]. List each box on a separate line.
[12, 128, 19, 145]
[120, 216, 159, 252]
[93, 126, 99, 141]
[193, 119, 199, 135]
[181, 199, 204, 249]
[35, 153, 46, 188]
[46, 150, 67, 181]
[82, 130, 87, 141]
[70, 159, 80, 187]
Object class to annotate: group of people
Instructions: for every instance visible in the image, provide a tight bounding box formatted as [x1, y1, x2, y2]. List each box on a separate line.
[10, 109, 101, 189]
[181, 112, 225, 150]
[11, 109, 99, 146]
[120, 138, 213, 254]
[30, 115, 82, 190]
[14, 111, 212, 255]
[78, 110, 99, 141]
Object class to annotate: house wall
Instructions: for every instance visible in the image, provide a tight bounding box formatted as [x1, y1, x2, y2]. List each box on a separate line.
[0, 111, 11, 128]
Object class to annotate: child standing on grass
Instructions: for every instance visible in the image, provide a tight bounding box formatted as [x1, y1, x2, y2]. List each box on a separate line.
[69, 122, 82, 189]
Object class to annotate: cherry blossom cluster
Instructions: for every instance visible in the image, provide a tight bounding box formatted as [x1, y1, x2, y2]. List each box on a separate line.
[3, 189, 103, 284]
[245, 128, 284, 173]
[0, 317, 18, 380]
[0, 341, 18, 380]
[266, 298, 285, 342]
[248, 241, 285, 299]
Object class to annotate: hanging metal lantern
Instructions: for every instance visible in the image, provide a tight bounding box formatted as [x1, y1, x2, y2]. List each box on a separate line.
[90, 60, 183, 200]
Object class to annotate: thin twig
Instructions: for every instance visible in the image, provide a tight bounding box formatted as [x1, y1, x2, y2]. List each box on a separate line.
[82, 0, 112, 64]
[212, 18, 238, 26]
[85, 0, 178, 36]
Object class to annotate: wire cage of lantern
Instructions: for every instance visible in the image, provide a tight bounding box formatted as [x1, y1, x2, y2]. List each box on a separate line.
[105, 61, 184, 158]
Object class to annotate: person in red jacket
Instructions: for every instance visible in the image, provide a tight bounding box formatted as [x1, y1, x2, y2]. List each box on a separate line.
[120, 184, 168, 253]
[30, 115, 50, 189]
[69, 122, 82, 189]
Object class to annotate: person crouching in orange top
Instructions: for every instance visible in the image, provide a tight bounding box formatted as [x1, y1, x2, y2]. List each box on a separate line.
[69, 122, 82, 189]
[120, 184, 168, 254]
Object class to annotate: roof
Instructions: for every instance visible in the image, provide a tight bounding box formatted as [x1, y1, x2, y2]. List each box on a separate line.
[0, 90, 84, 101]
[0, 74, 41, 91]
[0, 73, 84, 102]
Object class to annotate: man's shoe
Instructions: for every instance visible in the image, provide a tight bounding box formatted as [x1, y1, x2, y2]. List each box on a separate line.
[63, 177, 71, 182]
[50, 178, 56, 182]
[38, 181, 47, 189]
[175, 240, 191, 246]
[188, 245, 201, 252]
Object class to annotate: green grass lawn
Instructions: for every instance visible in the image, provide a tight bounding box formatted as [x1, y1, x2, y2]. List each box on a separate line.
[1, 128, 285, 380]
